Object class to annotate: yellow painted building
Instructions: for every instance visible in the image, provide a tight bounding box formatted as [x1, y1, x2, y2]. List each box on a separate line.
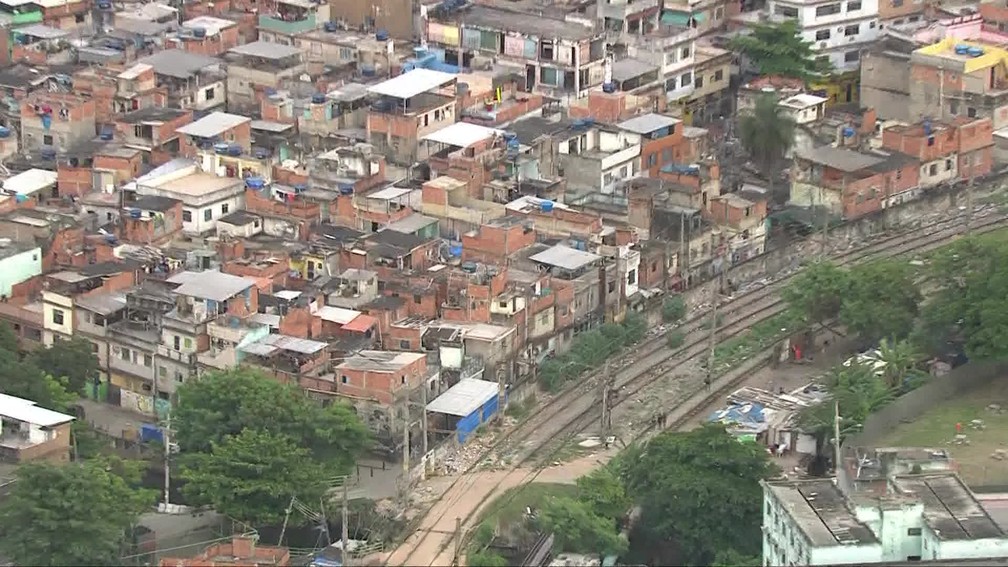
[677, 46, 734, 125]
[809, 70, 861, 106]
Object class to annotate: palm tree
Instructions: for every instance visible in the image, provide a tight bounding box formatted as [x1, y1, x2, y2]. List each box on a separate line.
[876, 338, 923, 390]
[738, 94, 796, 203]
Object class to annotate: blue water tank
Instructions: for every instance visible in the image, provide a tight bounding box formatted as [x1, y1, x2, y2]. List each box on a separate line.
[324, 21, 338, 32]
[842, 126, 856, 138]
[227, 144, 242, 156]
[540, 200, 554, 212]
[40, 146, 56, 160]
[97, 0, 111, 8]
[99, 127, 113, 141]
[294, 183, 308, 193]
[0, 127, 10, 139]
[213, 142, 230, 154]
[129, 208, 142, 219]
[602, 82, 617, 94]
[192, 27, 207, 39]
[253, 148, 269, 159]
[449, 244, 463, 257]
[923, 120, 933, 136]
[375, 29, 389, 41]
[361, 65, 376, 77]
[338, 182, 354, 195]
[311, 93, 326, 104]
[41, 114, 51, 130]
[968, 47, 985, 57]
[955, 44, 970, 55]
[264, 87, 277, 96]
[245, 177, 266, 190]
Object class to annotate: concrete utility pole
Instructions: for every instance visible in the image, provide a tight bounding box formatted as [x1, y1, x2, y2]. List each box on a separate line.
[600, 359, 612, 436]
[162, 409, 171, 507]
[452, 517, 462, 567]
[966, 157, 976, 236]
[341, 482, 350, 567]
[421, 380, 429, 457]
[832, 400, 842, 474]
[496, 364, 507, 424]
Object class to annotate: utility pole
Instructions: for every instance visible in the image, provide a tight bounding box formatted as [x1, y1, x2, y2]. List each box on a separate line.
[496, 364, 506, 424]
[277, 495, 296, 546]
[399, 393, 410, 510]
[966, 158, 975, 236]
[832, 400, 842, 474]
[162, 408, 171, 507]
[421, 379, 429, 457]
[452, 517, 462, 567]
[341, 482, 350, 567]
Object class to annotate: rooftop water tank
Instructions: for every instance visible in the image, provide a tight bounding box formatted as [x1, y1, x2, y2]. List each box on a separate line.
[99, 128, 113, 141]
[461, 261, 478, 273]
[245, 177, 266, 190]
[602, 82, 617, 94]
[227, 144, 242, 156]
[97, 0, 111, 8]
[40, 146, 56, 160]
[540, 200, 554, 212]
[0, 127, 11, 139]
[294, 183, 308, 193]
[375, 29, 389, 41]
[955, 44, 970, 55]
[192, 27, 207, 39]
[311, 93, 326, 104]
[842, 126, 855, 138]
[968, 47, 985, 57]
[361, 65, 376, 77]
[253, 148, 269, 159]
[264, 87, 277, 96]
[449, 244, 463, 257]
[323, 21, 338, 32]
[129, 208, 142, 219]
[213, 142, 230, 154]
[338, 183, 354, 195]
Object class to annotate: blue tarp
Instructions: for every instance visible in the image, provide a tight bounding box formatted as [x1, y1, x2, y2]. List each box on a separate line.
[707, 401, 767, 429]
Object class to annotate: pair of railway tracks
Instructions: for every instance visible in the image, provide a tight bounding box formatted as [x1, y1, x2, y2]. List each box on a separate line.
[390, 207, 1007, 567]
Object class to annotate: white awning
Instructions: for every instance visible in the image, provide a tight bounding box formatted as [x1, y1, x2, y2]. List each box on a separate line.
[422, 122, 502, 148]
[367, 69, 456, 99]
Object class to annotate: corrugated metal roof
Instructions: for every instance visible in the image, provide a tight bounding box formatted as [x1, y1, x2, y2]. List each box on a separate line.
[175, 111, 250, 138]
[529, 245, 601, 271]
[168, 270, 254, 301]
[426, 378, 498, 417]
[0, 394, 74, 427]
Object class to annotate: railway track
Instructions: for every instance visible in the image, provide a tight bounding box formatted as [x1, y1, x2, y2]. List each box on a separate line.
[387, 208, 1008, 567]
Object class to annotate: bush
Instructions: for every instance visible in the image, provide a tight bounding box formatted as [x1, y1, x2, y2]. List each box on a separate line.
[538, 315, 646, 392]
[667, 331, 685, 348]
[662, 296, 687, 323]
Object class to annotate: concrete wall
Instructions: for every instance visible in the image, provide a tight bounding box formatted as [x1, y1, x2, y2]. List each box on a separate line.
[861, 49, 912, 122]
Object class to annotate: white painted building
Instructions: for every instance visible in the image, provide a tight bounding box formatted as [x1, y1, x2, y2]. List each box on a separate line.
[762, 473, 1008, 566]
[130, 158, 245, 235]
[624, 26, 698, 102]
[766, 0, 880, 72]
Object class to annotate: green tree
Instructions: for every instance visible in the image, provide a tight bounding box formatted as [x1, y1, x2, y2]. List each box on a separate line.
[180, 429, 330, 526]
[737, 94, 796, 201]
[919, 235, 1008, 360]
[876, 338, 922, 390]
[174, 368, 369, 470]
[468, 550, 510, 567]
[621, 425, 777, 566]
[0, 323, 18, 352]
[576, 466, 630, 522]
[713, 549, 762, 567]
[539, 497, 628, 557]
[0, 349, 75, 411]
[841, 260, 922, 345]
[662, 296, 687, 323]
[29, 336, 100, 395]
[782, 261, 850, 326]
[729, 20, 832, 80]
[0, 458, 154, 566]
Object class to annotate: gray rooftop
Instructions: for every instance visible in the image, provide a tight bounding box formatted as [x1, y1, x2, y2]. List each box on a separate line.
[611, 58, 658, 83]
[241, 333, 327, 356]
[529, 245, 601, 272]
[796, 146, 885, 173]
[336, 350, 426, 373]
[892, 474, 1005, 541]
[138, 49, 219, 79]
[385, 213, 437, 235]
[458, 5, 595, 40]
[765, 479, 878, 547]
[229, 40, 301, 60]
[14, 24, 67, 40]
[74, 292, 128, 316]
[618, 113, 681, 135]
[167, 270, 254, 302]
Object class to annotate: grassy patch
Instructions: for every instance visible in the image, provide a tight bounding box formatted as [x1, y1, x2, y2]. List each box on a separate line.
[876, 378, 1008, 487]
[506, 395, 537, 420]
[476, 482, 578, 528]
[711, 311, 803, 374]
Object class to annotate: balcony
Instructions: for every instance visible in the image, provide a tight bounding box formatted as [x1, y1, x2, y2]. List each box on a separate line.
[258, 13, 316, 34]
[156, 344, 198, 366]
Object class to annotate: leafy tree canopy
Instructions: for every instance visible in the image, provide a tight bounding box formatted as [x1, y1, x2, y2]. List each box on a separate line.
[576, 466, 631, 522]
[180, 429, 330, 526]
[729, 20, 832, 80]
[620, 425, 777, 566]
[0, 458, 154, 566]
[0, 335, 76, 412]
[919, 235, 1008, 360]
[782, 260, 850, 325]
[174, 368, 370, 470]
[738, 94, 796, 199]
[841, 261, 922, 344]
[713, 549, 762, 567]
[29, 336, 100, 395]
[538, 497, 628, 557]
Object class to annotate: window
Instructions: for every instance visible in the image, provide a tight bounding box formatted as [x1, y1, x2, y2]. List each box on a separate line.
[844, 24, 859, 36]
[714, 6, 724, 19]
[43, 134, 53, 145]
[159, 366, 167, 377]
[52, 309, 64, 325]
[499, 300, 508, 308]
[929, 163, 938, 176]
[950, 101, 960, 115]
[120, 347, 131, 361]
[183, 210, 192, 222]
[341, 375, 349, 384]
[847, 0, 862, 8]
[907, 528, 922, 536]
[892, 0, 903, 5]
[173, 335, 180, 350]
[183, 337, 193, 349]
[648, 153, 658, 166]
[945, 159, 953, 171]
[608, 281, 616, 293]
[816, 29, 831, 40]
[222, 203, 229, 214]
[399, 340, 411, 349]
[695, 75, 704, 89]
[844, 50, 861, 63]
[907, 557, 921, 561]
[681, 46, 690, 59]
[627, 269, 636, 285]
[870, 20, 876, 28]
[714, 69, 724, 81]
[816, 3, 841, 16]
[205, 87, 215, 101]
[775, 5, 798, 17]
[400, 376, 406, 385]
[968, 106, 977, 118]
[203, 209, 212, 221]
[681, 72, 692, 87]
[143, 354, 153, 367]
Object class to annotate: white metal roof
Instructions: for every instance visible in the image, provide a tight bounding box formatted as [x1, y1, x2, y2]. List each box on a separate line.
[422, 122, 502, 148]
[3, 168, 57, 196]
[229, 40, 301, 60]
[168, 270, 254, 301]
[780, 94, 829, 109]
[617, 113, 681, 135]
[273, 290, 302, 301]
[367, 69, 456, 100]
[366, 186, 412, 201]
[426, 378, 499, 417]
[529, 245, 601, 271]
[317, 305, 361, 325]
[0, 394, 74, 427]
[176, 111, 250, 138]
[241, 333, 327, 356]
